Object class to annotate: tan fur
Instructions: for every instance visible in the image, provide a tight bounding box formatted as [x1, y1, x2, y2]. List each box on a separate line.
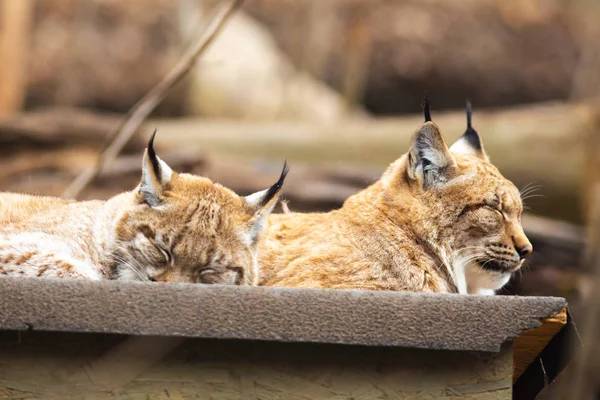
[0, 143, 285, 284]
[0, 193, 74, 224]
[259, 120, 532, 294]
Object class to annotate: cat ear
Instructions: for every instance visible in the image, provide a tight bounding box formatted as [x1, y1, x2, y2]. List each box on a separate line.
[449, 101, 488, 160]
[406, 102, 455, 188]
[245, 161, 289, 240]
[139, 130, 174, 207]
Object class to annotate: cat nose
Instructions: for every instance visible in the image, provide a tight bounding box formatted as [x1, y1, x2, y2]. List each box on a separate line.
[516, 243, 533, 260]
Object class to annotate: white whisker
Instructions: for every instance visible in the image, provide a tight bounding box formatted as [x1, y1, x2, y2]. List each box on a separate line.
[435, 245, 487, 294]
[117, 243, 148, 272]
[521, 193, 545, 202]
[519, 182, 543, 198]
[111, 244, 150, 281]
[109, 253, 145, 281]
[114, 257, 146, 281]
[520, 181, 538, 193]
[446, 246, 487, 263]
[520, 183, 543, 204]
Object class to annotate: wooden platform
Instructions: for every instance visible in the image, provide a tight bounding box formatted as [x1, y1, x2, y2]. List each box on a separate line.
[0, 277, 568, 399]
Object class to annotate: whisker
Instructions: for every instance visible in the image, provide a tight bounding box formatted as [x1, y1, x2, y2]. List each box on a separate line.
[447, 246, 487, 259]
[519, 182, 543, 197]
[520, 181, 538, 193]
[436, 246, 487, 293]
[114, 258, 146, 281]
[117, 244, 148, 272]
[109, 253, 146, 281]
[454, 255, 484, 269]
[521, 193, 545, 201]
[520, 186, 543, 200]
[112, 245, 150, 281]
[437, 247, 474, 271]
[437, 246, 487, 269]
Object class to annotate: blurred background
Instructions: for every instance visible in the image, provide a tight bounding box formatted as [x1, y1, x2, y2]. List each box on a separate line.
[1, 0, 600, 395]
[1, 0, 600, 372]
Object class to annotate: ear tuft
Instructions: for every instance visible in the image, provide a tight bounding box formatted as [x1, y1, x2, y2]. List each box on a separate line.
[245, 161, 289, 241]
[245, 161, 288, 209]
[260, 160, 289, 208]
[147, 129, 161, 182]
[466, 100, 473, 130]
[449, 101, 488, 160]
[422, 93, 432, 122]
[139, 129, 174, 207]
[463, 100, 482, 151]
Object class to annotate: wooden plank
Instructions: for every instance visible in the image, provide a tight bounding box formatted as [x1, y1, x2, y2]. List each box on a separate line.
[83, 336, 184, 390]
[0, 331, 513, 399]
[513, 306, 568, 381]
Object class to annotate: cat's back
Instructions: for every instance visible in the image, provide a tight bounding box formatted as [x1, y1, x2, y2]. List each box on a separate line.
[0, 192, 105, 235]
[0, 193, 106, 280]
[264, 210, 343, 243]
[0, 193, 74, 225]
[259, 210, 353, 286]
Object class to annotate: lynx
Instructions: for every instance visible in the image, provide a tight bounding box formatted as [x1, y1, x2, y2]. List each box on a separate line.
[0, 132, 287, 284]
[259, 100, 532, 295]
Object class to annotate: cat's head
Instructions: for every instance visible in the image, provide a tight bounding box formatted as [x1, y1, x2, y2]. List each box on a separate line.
[381, 98, 532, 293]
[114, 131, 287, 285]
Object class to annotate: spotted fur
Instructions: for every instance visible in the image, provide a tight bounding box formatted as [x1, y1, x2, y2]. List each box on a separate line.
[0, 133, 287, 284]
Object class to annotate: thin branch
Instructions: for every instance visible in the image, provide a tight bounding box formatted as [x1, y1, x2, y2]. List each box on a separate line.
[61, 0, 244, 199]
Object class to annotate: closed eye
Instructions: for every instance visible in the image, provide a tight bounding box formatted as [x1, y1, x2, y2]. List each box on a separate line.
[200, 268, 217, 275]
[154, 244, 172, 264]
[483, 203, 500, 212]
[200, 266, 244, 285]
[458, 203, 502, 218]
[483, 204, 505, 219]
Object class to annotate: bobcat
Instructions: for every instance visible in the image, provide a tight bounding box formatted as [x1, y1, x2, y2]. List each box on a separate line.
[259, 100, 532, 294]
[0, 132, 287, 284]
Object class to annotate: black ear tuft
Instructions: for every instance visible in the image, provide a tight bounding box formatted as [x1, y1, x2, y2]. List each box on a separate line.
[466, 100, 472, 129]
[463, 101, 482, 151]
[147, 129, 161, 181]
[422, 94, 432, 122]
[261, 161, 289, 207]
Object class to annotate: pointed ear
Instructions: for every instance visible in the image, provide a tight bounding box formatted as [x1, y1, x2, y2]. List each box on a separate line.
[406, 121, 455, 188]
[139, 130, 174, 207]
[245, 161, 288, 240]
[449, 101, 488, 161]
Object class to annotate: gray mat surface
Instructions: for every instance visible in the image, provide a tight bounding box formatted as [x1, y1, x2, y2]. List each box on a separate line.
[0, 277, 565, 352]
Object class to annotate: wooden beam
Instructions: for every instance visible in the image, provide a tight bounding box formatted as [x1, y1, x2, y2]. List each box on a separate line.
[513, 306, 568, 382]
[0, 332, 513, 399]
[83, 336, 184, 391]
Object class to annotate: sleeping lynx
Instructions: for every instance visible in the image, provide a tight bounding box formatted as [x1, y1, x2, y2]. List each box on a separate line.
[0, 132, 287, 284]
[259, 99, 532, 294]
